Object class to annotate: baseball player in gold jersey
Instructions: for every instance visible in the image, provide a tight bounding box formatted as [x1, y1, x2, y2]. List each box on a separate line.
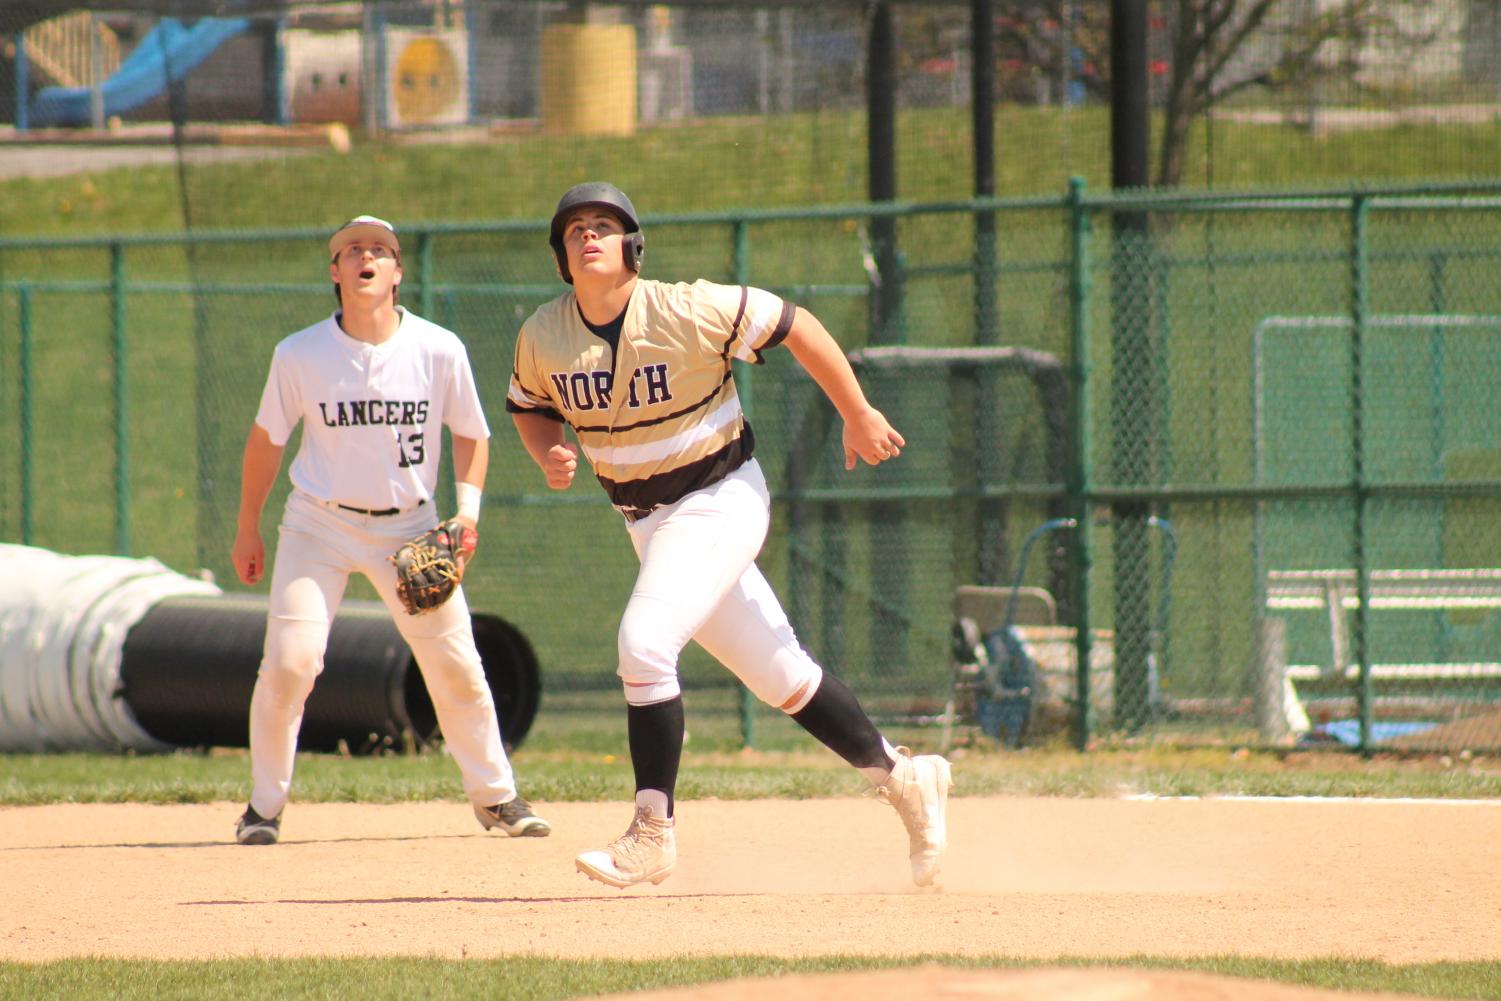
[507, 183, 951, 888]
[229, 214, 549, 846]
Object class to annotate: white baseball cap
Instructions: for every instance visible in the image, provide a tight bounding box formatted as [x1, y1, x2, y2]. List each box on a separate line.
[328, 215, 400, 257]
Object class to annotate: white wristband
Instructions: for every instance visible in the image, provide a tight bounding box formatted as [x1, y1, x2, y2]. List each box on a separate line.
[455, 482, 482, 524]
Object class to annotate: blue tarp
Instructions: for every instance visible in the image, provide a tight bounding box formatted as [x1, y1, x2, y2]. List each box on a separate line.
[29, 17, 250, 127]
[1303, 719, 1440, 748]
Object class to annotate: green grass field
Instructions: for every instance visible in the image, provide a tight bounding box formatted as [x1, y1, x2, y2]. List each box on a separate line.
[4, 955, 1500, 1001]
[4, 105, 1501, 237]
[4, 741, 1501, 807]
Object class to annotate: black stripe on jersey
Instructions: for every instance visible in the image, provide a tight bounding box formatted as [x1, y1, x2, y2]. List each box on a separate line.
[596, 426, 756, 514]
[738, 299, 797, 365]
[504, 397, 566, 421]
[570, 368, 734, 434]
[721, 286, 749, 362]
[764, 301, 796, 352]
[507, 366, 567, 421]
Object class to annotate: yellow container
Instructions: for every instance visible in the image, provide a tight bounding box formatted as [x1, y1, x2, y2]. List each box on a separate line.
[541, 24, 637, 136]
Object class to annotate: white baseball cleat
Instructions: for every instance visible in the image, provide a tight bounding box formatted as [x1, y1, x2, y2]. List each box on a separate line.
[877, 747, 952, 886]
[576, 805, 677, 888]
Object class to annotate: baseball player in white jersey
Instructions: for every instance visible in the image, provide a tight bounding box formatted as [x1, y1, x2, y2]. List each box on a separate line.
[228, 214, 549, 845]
[507, 183, 951, 888]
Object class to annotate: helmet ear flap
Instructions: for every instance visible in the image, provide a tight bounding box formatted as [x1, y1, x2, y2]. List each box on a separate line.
[553, 245, 573, 285]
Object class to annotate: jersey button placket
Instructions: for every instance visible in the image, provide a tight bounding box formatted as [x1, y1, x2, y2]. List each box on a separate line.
[607, 328, 634, 446]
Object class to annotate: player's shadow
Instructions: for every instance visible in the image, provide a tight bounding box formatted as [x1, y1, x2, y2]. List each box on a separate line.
[2, 833, 480, 851]
[184, 893, 757, 906]
[2, 840, 230, 850]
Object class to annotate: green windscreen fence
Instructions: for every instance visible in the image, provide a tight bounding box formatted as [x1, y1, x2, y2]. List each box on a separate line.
[1255, 313, 1501, 745]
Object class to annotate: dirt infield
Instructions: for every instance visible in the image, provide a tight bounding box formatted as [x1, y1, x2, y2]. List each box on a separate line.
[2, 796, 1497, 997]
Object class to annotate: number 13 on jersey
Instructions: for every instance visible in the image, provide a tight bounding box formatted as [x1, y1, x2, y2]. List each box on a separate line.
[396, 429, 426, 467]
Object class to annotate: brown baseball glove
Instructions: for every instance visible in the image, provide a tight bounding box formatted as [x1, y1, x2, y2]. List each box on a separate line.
[390, 519, 477, 615]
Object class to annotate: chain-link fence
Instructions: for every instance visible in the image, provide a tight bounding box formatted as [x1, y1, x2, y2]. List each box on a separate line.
[4, 0, 1501, 753]
[5, 183, 1501, 754]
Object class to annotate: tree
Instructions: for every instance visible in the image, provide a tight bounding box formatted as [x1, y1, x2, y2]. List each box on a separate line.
[995, 0, 1442, 188]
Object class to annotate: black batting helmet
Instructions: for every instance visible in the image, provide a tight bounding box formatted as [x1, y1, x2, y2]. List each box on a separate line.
[549, 182, 644, 284]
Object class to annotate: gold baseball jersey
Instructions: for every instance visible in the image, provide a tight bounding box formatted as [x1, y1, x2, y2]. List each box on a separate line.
[507, 278, 795, 518]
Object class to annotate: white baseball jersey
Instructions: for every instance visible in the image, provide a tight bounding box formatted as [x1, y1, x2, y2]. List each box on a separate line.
[506, 279, 794, 518]
[255, 307, 490, 510]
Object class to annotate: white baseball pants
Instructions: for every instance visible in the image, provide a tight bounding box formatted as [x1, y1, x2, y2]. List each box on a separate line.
[248, 489, 517, 819]
[617, 459, 824, 711]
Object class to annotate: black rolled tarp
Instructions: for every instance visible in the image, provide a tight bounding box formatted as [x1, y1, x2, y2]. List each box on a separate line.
[120, 595, 540, 754]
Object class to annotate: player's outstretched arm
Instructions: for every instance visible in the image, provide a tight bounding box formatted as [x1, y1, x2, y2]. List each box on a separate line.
[782, 306, 905, 470]
[231, 424, 284, 585]
[512, 411, 578, 490]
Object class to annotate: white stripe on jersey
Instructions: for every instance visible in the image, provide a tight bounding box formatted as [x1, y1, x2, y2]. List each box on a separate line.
[507, 380, 550, 412]
[579, 395, 743, 467]
[730, 287, 787, 362]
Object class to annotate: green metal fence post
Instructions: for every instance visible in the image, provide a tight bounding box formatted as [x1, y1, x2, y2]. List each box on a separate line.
[1427, 251, 1448, 499]
[731, 217, 757, 747]
[415, 230, 457, 515]
[1350, 195, 1372, 753]
[1427, 250, 1448, 315]
[1066, 178, 1095, 750]
[111, 242, 130, 555]
[18, 282, 34, 545]
[417, 230, 434, 319]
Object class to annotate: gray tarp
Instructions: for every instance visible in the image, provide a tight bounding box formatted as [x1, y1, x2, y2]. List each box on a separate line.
[0, 544, 219, 751]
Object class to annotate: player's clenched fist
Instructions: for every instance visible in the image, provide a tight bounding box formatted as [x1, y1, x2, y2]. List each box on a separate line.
[544, 443, 578, 489]
[843, 407, 905, 470]
[232, 527, 266, 586]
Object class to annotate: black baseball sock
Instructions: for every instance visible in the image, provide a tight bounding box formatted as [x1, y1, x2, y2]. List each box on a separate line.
[789, 671, 895, 772]
[627, 695, 685, 817]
